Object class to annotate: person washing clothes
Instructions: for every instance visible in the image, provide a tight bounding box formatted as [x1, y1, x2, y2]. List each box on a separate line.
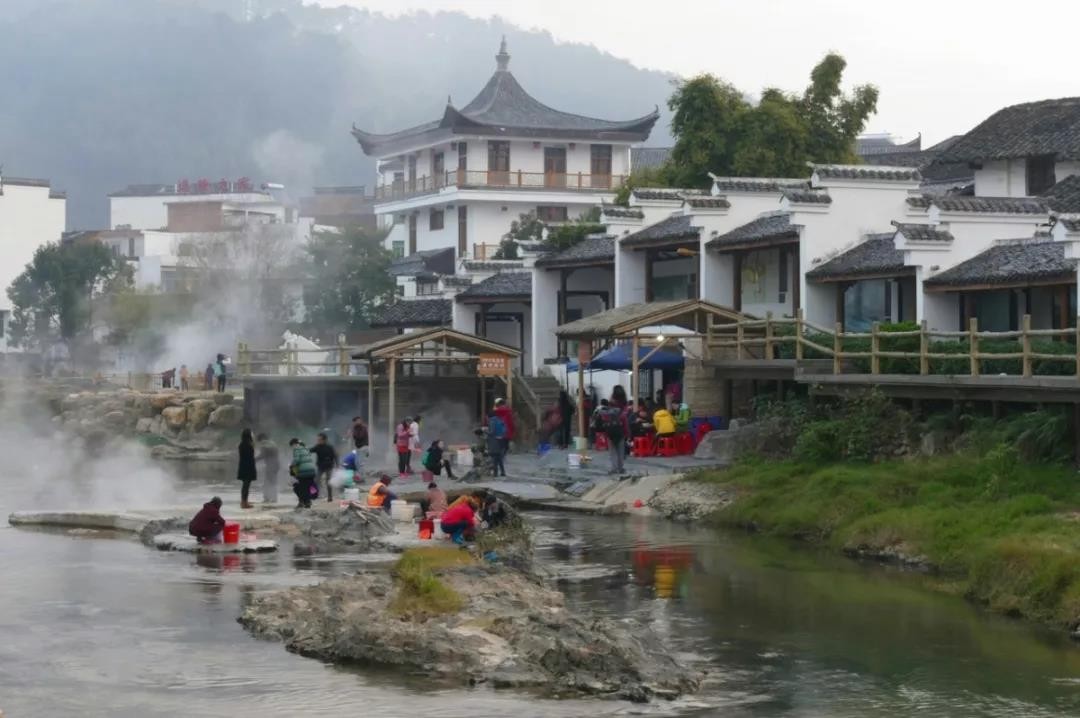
[422, 439, 456, 479]
[309, 432, 338, 502]
[440, 495, 479, 545]
[188, 496, 226, 543]
[367, 474, 397, 513]
[421, 481, 448, 516]
[289, 438, 317, 508]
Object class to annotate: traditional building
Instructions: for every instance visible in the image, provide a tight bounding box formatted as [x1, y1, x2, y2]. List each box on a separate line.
[354, 39, 659, 371]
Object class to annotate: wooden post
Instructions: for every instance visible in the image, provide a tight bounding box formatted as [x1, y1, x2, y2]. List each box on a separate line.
[833, 322, 843, 375]
[480, 377, 486, 422]
[871, 321, 881, 375]
[338, 339, 348, 376]
[969, 317, 980, 376]
[631, 332, 640, 408]
[387, 356, 397, 461]
[919, 320, 929, 375]
[367, 362, 375, 450]
[1022, 313, 1033, 378]
[736, 321, 744, 360]
[505, 354, 513, 409]
[765, 311, 774, 360]
[795, 308, 804, 361]
[577, 343, 587, 441]
[1075, 315, 1080, 379]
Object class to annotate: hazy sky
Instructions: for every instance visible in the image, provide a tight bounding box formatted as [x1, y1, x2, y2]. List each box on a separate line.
[318, 0, 1080, 147]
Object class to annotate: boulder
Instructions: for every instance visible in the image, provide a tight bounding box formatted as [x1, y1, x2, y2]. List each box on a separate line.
[161, 406, 187, 431]
[212, 392, 234, 406]
[187, 399, 216, 432]
[135, 417, 154, 434]
[103, 410, 128, 429]
[149, 393, 181, 411]
[208, 404, 243, 429]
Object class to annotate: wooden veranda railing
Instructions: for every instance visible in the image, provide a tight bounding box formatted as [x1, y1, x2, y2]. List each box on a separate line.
[706, 310, 1080, 378]
[235, 341, 366, 378]
[375, 170, 628, 201]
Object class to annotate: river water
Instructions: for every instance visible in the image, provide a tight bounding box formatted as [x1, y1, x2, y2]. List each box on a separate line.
[2, 470, 1080, 717]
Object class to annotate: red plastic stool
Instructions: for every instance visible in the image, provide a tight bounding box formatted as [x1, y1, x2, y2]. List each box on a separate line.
[593, 431, 610, 450]
[676, 432, 694, 455]
[631, 435, 654, 457]
[656, 435, 679, 457]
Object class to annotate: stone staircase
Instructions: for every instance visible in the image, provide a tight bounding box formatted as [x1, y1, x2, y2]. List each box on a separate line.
[510, 373, 563, 443]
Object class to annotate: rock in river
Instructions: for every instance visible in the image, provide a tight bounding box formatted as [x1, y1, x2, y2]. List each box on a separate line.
[161, 406, 187, 431]
[208, 404, 243, 428]
[239, 563, 701, 702]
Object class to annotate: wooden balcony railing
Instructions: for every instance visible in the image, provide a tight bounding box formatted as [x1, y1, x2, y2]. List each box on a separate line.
[375, 169, 627, 201]
[706, 310, 1080, 378]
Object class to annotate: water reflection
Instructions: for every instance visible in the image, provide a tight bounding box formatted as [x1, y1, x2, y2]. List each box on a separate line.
[631, 544, 695, 599]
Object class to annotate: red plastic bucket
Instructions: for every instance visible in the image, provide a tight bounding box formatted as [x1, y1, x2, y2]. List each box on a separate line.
[418, 518, 434, 540]
[223, 522, 240, 544]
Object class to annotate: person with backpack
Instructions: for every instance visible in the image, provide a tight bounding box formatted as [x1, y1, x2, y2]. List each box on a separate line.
[422, 439, 456, 479]
[289, 438, 318, 508]
[594, 398, 628, 475]
[492, 398, 514, 454]
[486, 419, 507, 477]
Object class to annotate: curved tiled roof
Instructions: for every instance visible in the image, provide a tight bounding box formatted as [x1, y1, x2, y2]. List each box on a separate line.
[931, 196, 1048, 215]
[811, 164, 922, 182]
[456, 271, 532, 300]
[1042, 174, 1080, 214]
[600, 206, 644, 219]
[534, 235, 615, 268]
[369, 298, 451, 328]
[935, 97, 1080, 164]
[892, 222, 954, 243]
[924, 240, 1074, 288]
[707, 212, 797, 250]
[684, 197, 731, 209]
[630, 187, 708, 201]
[807, 234, 907, 281]
[708, 177, 808, 193]
[353, 41, 658, 155]
[782, 189, 832, 205]
[619, 214, 701, 248]
[631, 147, 671, 170]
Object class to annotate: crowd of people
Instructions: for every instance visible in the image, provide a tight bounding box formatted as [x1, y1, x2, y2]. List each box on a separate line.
[161, 353, 230, 392]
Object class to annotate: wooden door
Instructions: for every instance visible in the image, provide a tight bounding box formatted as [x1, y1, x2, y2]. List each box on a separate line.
[408, 214, 417, 255]
[544, 147, 567, 187]
[457, 206, 467, 258]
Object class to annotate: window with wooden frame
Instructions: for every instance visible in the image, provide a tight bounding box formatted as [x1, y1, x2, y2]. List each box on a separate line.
[590, 144, 612, 188]
[536, 206, 568, 223]
[429, 209, 445, 231]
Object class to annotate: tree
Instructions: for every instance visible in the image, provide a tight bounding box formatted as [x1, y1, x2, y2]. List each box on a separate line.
[545, 207, 605, 251]
[664, 53, 878, 187]
[303, 226, 393, 330]
[7, 241, 132, 348]
[494, 212, 544, 260]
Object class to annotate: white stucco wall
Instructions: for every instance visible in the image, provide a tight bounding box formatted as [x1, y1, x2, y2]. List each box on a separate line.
[739, 247, 793, 318]
[973, 159, 1028, 197]
[0, 183, 66, 312]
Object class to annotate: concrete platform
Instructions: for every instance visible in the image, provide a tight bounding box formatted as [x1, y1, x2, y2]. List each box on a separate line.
[153, 533, 278, 553]
[8, 508, 286, 534]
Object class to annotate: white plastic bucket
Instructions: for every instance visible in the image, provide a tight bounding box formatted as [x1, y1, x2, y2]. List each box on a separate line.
[391, 500, 416, 522]
[568, 453, 582, 468]
[457, 449, 474, 467]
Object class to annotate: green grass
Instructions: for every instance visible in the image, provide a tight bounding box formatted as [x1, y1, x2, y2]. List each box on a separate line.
[389, 547, 470, 616]
[693, 454, 1080, 628]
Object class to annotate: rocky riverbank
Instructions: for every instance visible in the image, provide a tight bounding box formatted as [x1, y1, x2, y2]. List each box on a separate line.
[239, 554, 701, 702]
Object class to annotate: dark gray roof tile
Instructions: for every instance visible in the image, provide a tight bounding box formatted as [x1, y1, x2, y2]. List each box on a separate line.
[619, 214, 700, 248]
[1042, 174, 1080, 214]
[709, 177, 808, 193]
[924, 241, 1074, 288]
[807, 234, 908, 281]
[1059, 218, 1080, 232]
[631, 147, 671, 170]
[892, 222, 954, 242]
[600, 205, 644, 219]
[456, 271, 532, 299]
[684, 197, 731, 209]
[369, 298, 451, 328]
[906, 195, 933, 209]
[630, 187, 708, 201]
[534, 235, 615, 268]
[812, 164, 922, 182]
[707, 212, 798, 250]
[782, 188, 832, 204]
[855, 135, 921, 156]
[935, 97, 1080, 164]
[388, 247, 455, 277]
[931, 195, 1048, 215]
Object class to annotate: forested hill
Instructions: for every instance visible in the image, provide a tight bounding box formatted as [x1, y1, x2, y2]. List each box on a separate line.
[0, 0, 676, 229]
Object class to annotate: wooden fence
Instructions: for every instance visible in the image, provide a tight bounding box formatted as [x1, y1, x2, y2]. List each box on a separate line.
[235, 342, 366, 377]
[706, 310, 1080, 378]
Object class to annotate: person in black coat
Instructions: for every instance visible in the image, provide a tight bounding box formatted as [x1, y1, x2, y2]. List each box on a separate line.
[557, 390, 575, 449]
[237, 428, 257, 509]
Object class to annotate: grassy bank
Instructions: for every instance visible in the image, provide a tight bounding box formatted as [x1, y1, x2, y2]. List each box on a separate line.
[693, 396, 1080, 632]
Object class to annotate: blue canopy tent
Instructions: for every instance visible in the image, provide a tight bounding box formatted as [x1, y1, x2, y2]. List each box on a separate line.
[566, 342, 685, 371]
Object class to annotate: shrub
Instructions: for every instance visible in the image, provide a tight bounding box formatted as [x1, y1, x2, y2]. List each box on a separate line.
[390, 547, 469, 616]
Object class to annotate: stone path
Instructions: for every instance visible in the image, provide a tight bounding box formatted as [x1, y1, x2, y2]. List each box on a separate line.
[153, 533, 278, 553]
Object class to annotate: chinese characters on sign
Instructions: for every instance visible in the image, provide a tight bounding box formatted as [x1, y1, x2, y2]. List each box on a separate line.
[477, 353, 509, 376]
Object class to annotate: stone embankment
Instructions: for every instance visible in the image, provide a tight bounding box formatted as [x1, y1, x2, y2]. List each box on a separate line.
[239, 562, 701, 702]
[53, 386, 244, 457]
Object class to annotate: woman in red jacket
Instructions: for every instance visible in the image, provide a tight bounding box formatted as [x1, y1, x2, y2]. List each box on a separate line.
[188, 497, 226, 543]
[492, 398, 514, 453]
[440, 497, 478, 545]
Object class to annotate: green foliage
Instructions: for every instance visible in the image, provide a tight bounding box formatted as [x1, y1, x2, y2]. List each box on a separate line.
[303, 226, 393, 330]
[697, 450, 1080, 626]
[665, 53, 878, 187]
[7, 241, 133, 348]
[494, 212, 543, 260]
[391, 547, 469, 616]
[544, 207, 605, 252]
[613, 165, 676, 206]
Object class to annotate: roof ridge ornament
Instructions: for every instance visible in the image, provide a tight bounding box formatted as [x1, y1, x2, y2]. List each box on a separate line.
[496, 36, 510, 71]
